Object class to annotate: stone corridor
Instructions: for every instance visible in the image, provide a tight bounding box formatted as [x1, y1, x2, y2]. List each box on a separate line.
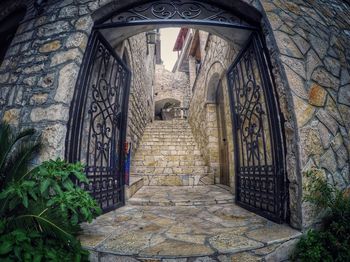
[79, 120, 301, 261]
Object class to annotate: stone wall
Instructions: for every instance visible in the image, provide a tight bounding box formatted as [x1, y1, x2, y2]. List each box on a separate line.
[122, 35, 155, 155]
[0, 0, 91, 161]
[154, 64, 189, 108]
[252, 0, 350, 228]
[188, 34, 237, 190]
[0, 0, 155, 161]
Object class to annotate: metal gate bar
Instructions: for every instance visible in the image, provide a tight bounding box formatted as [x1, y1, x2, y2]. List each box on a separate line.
[227, 33, 286, 223]
[65, 31, 131, 212]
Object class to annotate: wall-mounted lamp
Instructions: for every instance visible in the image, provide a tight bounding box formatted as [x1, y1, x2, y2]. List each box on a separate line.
[146, 30, 158, 55]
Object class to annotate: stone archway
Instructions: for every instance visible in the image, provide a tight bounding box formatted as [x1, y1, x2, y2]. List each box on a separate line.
[2, 0, 348, 231]
[65, 0, 292, 224]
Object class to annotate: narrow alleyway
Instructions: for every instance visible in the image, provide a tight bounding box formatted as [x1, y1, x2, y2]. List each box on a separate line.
[79, 119, 301, 261]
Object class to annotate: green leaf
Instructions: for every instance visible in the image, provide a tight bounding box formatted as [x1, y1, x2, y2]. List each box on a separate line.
[40, 179, 50, 194]
[33, 255, 42, 262]
[62, 180, 74, 191]
[53, 183, 63, 195]
[46, 199, 55, 206]
[13, 230, 27, 242]
[22, 193, 28, 208]
[9, 197, 19, 211]
[71, 214, 78, 225]
[28, 190, 37, 201]
[0, 240, 12, 255]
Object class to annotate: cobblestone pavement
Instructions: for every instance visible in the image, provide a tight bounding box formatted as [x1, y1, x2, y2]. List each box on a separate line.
[80, 186, 301, 261]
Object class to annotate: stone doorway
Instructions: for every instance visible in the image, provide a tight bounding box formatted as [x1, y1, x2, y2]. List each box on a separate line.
[216, 80, 230, 187]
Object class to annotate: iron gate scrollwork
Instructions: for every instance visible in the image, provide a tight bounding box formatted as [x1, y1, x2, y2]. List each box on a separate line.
[65, 31, 131, 212]
[96, 0, 256, 30]
[227, 33, 286, 222]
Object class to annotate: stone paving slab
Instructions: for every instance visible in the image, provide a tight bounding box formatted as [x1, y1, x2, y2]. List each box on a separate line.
[80, 189, 301, 261]
[132, 173, 214, 186]
[128, 186, 234, 206]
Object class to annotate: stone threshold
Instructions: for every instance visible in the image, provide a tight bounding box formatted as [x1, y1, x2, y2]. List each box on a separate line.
[127, 185, 234, 206]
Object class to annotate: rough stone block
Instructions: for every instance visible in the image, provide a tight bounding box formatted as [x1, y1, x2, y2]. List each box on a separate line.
[39, 40, 61, 53]
[309, 83, 327, 106]
[264, 239, 299, 262]
[30, 104, 69, 122]
[55, 63, 79, 103]
[50, 48, 82, 66]
[2, 108, 20, 125]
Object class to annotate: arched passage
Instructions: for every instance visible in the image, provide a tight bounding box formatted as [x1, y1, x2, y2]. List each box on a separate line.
[65, 0, 295, 225]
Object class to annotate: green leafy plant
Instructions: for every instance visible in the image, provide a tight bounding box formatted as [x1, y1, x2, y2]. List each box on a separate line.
[0, 121, 101, 261]
[291, 169, 350, 262]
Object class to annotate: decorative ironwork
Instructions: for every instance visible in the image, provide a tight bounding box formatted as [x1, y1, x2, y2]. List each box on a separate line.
[65, 32, 131, 212]
[227, 33, 286, 222]
[99, 0, 252, 28]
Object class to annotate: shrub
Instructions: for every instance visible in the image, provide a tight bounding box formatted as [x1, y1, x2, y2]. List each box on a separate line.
[0, 122, 101, 261]
[291, 170, 350, 262]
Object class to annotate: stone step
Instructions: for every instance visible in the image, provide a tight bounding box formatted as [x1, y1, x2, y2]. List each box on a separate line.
[140, 140, 195, 144]
[137, 145, 198, 150]
[131, 160, 206, 167]
[145, 127, 192, 131]
[148, 120, 189, 124]
[137, 141, 197, 146]
[127, 185, 234, 206]
[146, 131, 192, 134]
[138, 144, 196, 148]
[133, 154, 204, 161]
[146, 126, 192, 129]
[144, 126, 192, 130]
[147, 125, 191, 129]
[130, 166, 209, 174]
[134, 151, 202, 157]
[141, 135, 194, 139]
[131, 173, 214, 186]
[141, 136, 196, 141]
[143, 132, 193, 139]
[125, 176, 144, 200]
[145, 126, 190, 128]
[144, 127, 192, 130]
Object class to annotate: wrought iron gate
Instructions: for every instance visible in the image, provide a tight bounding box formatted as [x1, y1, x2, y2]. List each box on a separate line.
[65, 31, 131, 212]
[227, 33, 286, 222]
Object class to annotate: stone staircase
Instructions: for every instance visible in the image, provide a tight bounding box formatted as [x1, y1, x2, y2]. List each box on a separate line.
[130, 119, 214, 188]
